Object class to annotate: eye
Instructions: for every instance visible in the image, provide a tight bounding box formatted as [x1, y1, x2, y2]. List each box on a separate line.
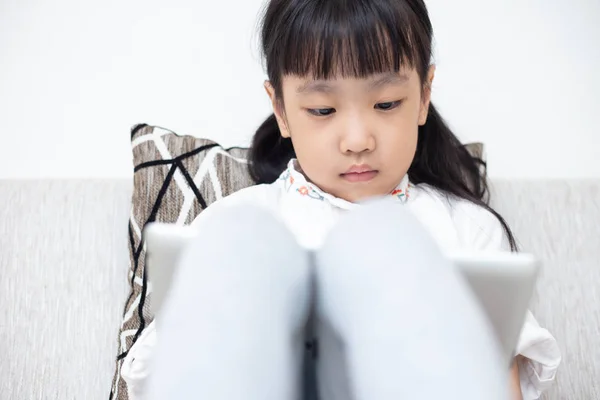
[375, 101, 402, 111]
[307, 108, 336, 117]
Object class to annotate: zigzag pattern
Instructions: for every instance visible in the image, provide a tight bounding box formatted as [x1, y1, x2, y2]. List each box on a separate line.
[109, 124, 255, 400]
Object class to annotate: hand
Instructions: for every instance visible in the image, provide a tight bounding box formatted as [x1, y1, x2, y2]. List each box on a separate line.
[509, 357, 523, 400]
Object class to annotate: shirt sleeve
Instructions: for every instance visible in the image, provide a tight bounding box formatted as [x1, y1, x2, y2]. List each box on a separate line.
[120, 321, 157, 400]
[516, 311, 561, 400]
[455, 203, 561, 400]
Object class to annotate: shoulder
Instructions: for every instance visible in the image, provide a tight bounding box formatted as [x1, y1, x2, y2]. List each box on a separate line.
[191, 184, 281, 228]
[450, 194, 510, 251]
[409, 183, 510, 251]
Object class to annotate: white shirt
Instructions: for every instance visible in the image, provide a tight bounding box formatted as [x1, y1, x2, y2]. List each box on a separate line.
[200, 160, 507, 253]
[122, 160, 561, 400]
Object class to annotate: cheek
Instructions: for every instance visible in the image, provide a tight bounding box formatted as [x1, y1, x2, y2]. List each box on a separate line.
[287, 111, 334, 144]
[394, 100, 422, 143]
[386, 110, 419, 139]
[286, 112, 314, 144]
[378, 116, 419, 159]
[284, 114, 330, 160]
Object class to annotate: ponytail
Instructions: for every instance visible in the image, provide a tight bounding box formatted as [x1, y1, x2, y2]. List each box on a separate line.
[248, 114, 295, 184]
[410, 103, 486, 199]
[410, 102, 518, 251]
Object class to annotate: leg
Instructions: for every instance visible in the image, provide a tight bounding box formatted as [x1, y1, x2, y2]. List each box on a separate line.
[315, 200, 507, 400]
[147, 205, 312, 400]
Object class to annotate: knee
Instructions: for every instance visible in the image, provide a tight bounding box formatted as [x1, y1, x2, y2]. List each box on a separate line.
[334, 199, 433, 246]
[191, 204, 294, 254]
[318, 199, 444, 273]
[194, 204, 286, 240]
[184, 204, 312, 285]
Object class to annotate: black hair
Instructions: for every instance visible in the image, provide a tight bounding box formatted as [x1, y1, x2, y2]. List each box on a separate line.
[249, 0, 517, 251]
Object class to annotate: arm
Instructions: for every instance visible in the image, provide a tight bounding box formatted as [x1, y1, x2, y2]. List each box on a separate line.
[510, 358, 523, 400]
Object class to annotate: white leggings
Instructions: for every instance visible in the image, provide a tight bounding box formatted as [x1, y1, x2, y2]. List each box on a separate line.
[147, 201, 507, 400]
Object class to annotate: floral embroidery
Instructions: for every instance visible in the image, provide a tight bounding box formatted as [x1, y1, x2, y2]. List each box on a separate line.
[392, 184, 411, 200]
[279, 170, 290, 182]
[296, 185, 325, 201]
[279, 170, 293, 191]
[278, 160, 410, 206]
[306, 188, 324, 201]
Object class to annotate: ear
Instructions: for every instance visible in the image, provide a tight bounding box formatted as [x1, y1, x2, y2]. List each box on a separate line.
[264, 81, 291, 138]
[418, 65, 436, 126]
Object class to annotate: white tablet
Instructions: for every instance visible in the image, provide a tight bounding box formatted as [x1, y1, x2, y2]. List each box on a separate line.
[448, 251, 539, 366]
[144, 223, 197, 317]
[144, 223, 539, 367]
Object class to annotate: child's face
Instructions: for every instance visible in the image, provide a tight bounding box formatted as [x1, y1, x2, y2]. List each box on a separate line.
[266, 67, 435, 203]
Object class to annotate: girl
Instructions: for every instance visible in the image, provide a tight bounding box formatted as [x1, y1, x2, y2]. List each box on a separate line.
[122, 0, 561, 399]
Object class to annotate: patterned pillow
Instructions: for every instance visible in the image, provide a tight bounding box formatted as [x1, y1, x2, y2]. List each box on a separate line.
[109, 124, 256, 399]
[109, 123, 485, 399]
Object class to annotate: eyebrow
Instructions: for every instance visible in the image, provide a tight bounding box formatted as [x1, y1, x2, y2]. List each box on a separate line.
[296, 81, 336, 94]
[368, 72, 410, 90]
[296, 72, 410, 95]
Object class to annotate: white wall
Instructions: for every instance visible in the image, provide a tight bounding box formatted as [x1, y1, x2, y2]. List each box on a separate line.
[1, 0, 598, 179]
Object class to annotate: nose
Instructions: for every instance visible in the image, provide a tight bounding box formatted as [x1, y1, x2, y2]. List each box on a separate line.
[339, 114, 376, 154]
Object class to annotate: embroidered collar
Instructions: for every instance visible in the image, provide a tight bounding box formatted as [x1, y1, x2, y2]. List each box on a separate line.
[277, 159, 411, 209]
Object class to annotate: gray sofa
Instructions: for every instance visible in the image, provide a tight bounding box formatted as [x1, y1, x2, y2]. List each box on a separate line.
[0, 179, 598, 399]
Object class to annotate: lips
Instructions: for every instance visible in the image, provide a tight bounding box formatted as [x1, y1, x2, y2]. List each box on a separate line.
[344, 164, 375, 174]
[341, 164, 378, 182]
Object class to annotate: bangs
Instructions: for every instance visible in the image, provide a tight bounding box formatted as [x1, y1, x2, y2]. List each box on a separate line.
[265, 0, 424, 80]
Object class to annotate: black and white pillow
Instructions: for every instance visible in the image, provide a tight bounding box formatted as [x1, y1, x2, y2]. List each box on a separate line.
[109, 124, 256, 400]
